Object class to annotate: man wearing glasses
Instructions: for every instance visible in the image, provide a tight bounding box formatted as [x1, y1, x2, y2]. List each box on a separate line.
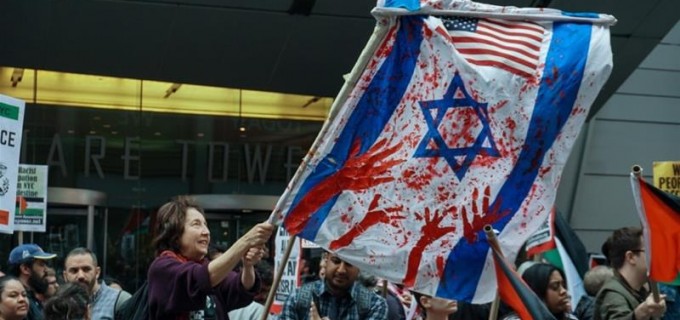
[594, 227, 667, 320]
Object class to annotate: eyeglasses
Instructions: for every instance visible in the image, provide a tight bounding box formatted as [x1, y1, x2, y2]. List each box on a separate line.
[631, 249, 645, 254]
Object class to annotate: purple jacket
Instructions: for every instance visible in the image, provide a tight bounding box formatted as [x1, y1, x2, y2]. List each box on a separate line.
[147, 254, 259, 320]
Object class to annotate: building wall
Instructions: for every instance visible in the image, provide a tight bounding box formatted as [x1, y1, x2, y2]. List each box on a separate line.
[559, 20, 680, 252]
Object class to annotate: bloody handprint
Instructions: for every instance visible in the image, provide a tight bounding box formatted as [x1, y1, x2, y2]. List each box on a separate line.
[402, 207, 457, 287]
[284, 138, 405, 235]
[462, 186, 509, 243]
[329, 194, 405, 250]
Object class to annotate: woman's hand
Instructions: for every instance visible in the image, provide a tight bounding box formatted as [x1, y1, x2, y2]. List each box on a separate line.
[243, 246, 265, 268]
[241, 222, 275, 247]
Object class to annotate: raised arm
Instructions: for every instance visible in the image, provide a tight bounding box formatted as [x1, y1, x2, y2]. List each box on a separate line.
[207, 222, 274, 287]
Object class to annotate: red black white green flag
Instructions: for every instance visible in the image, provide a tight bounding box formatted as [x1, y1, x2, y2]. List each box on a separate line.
[491, 245, 557, 320]
[631, 173, 680, 283]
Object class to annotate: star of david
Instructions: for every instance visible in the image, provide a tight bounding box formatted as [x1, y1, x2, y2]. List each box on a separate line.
[414, 73, 500, 180]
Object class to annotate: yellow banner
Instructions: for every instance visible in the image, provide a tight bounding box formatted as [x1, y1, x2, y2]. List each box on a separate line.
[652, 161, 680, 196]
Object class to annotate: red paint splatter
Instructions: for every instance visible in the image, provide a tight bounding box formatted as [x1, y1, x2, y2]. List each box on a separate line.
[461, 186, 511, 243]
[539, 165, 552, 177]
[329, 194, 405, 250]
[423, 26, 433, 39]
[403, 207, 456, 287]
[436, 255, 446, 277]
[375, 27, 397, 59]
[505, 117, 516, 130]
[284, 138, 405, 235]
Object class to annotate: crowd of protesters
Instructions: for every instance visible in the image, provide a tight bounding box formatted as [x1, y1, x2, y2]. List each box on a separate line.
[0, 196, 675, 320]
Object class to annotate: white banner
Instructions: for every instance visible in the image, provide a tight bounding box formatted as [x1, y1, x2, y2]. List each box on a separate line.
[15, 164, 49, 232]
[0, 94, 25, 234]
[271, 227, 301, 315]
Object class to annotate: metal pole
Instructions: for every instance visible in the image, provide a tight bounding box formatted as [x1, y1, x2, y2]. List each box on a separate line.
[87, 204, 94, 250]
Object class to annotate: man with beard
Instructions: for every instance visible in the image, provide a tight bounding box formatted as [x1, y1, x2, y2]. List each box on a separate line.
[281, 252, 387, 320]
[7, 243, 57, 320]
[34, 267, 59, 305]
[62, 247, 131, 320]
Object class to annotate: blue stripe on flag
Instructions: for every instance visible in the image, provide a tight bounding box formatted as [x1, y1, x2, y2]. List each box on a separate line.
[562, 12, 599, 18]
[291, 16, 425, 240]
[437, 20, 594, 301]
[385, 0, 420, 11]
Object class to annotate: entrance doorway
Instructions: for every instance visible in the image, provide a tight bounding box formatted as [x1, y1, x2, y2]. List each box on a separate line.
[192, 194, 278, 253]
[30, 187, 107, 275]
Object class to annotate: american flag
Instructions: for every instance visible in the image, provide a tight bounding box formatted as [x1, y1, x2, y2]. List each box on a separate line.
[443, 17, 545, 78]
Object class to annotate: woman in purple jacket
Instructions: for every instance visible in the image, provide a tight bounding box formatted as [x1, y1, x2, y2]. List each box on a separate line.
[147, 196, 274, 320]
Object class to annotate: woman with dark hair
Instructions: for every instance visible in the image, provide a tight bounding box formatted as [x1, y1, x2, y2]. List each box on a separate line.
[502, 263, 578, 320]
[0, 276, 28, 320]
[147, 195, 274, 320]
[43, 283, 90, 320]
[411, 291, 458, 320]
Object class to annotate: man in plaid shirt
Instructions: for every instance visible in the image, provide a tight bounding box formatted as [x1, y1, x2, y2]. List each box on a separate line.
[281, 253, 387, 320]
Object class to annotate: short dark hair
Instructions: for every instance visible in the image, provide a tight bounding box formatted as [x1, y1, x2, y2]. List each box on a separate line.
[8, 260, 35, 278]
[44, 283, 90, 320]
[255, 261, 274, 286]
[601, 227, 643, 270]
[65, 247, 98, 267]
[152, 195, 204, 255]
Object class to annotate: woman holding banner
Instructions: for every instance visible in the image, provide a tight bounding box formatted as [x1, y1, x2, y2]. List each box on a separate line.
[147, 195, 274, 320]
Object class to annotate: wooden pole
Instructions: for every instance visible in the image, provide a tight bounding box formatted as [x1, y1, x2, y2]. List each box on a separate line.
[485, 225, 501, 320]
[631, 164, 662, 303]
[260, 231, 297, 320]
[381, 279, 388, 298]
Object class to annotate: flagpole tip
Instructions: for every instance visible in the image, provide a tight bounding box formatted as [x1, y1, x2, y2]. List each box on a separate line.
[632, 165, 643, 177]
[483, 225, 496, 240]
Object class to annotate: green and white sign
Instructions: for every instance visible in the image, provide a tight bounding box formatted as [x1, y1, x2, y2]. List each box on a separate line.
[15, 164, 49, 232]
[0, 94, 25, 234]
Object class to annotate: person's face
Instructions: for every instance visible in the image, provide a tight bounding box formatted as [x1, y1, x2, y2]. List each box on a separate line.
[631, 236, 648, 275]
[0, 279, 28, 319]
[178, 208, 210, 261]
[26, 260, 49, 294]
[63, 254, 100, 295]
[544, 270, 570, 314]
[45, 275, 59, 298]
[31, 260, 48, 278]
[324, 255, 359, 293]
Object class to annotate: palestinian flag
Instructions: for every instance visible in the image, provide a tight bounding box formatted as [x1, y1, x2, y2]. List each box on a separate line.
[631, 174, 680, 283]
[15, 195, 45, 217]
[491, 246, 557, 320]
